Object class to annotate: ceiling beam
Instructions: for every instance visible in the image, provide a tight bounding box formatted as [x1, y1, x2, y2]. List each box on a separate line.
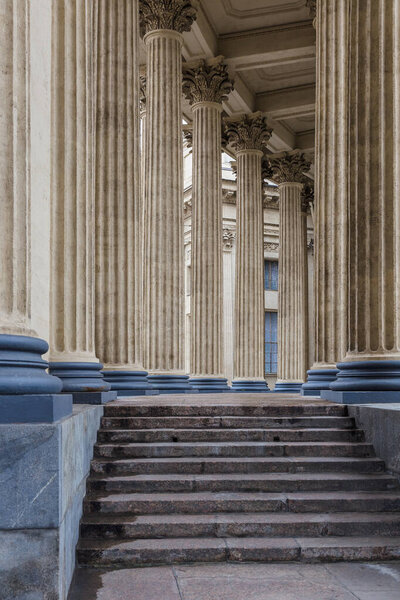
[256, 83, 315, 119]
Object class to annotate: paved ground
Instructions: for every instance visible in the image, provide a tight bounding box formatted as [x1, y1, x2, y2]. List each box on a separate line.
[114, 392, 328, 405]
[68, 562, 400, 599]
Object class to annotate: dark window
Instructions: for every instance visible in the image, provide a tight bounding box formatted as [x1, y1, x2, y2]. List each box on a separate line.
[265, 311, 278, 374]
[264, 260, 278, 291]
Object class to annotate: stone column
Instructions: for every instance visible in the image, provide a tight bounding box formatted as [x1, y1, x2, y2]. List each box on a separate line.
[48, 0, 115, 403]
[139, 0, 197, 393]
[323, 0, 400, 402]
[182, 57, 233, 392]
[0, 0, 67, 421]
[224, 114, 272, 392]
[92, 0, 152, 396]
[302, 0, 349, 396]
[270, 151, 311, 393]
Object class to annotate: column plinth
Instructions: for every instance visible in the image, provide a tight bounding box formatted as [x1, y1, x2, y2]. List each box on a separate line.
[322, 0, 400, 403]
[183, 58, 233, 392]
[140, 1, 197, 393]
[270, 152, 311, 394]
[224, 114, 272, 392]
[0, 1, 67, 421]
[48, 0, 115, 404]
[302, 0, 348, 396]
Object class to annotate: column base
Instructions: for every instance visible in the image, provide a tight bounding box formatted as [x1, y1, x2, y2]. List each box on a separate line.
[330, 360, 400, 391]
[48, 362, 112, 393]
[189, 377, 230, 393]
[147, 374, 196, 394]
[0, 334, 62, 395]
[301, 369, 339, 396]
[231, 379, 270, 393]
[0, 394, 73, 423]
[321, 390, 400, 404]
[274, 382, 303, 394]
[103, 370, 159, 396]
[70, 391, 117, 404]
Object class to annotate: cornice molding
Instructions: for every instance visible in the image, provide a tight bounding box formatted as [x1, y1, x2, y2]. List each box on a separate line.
[221, 0, 305, 19]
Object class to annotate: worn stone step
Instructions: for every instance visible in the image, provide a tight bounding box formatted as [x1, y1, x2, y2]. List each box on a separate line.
[90, 456, 385, 476]
[77, 535, 400, 567]
[80, 512, 400, 540]
[86, 472, 397, 494]
[94, 441, 375, 459]
[83, 491, 400, 515]
[97, 428, 364, 444]
[103, 404, 347, 418]
[100, 415, 356, 430]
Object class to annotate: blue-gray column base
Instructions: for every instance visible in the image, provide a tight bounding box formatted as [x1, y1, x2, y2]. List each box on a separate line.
[189, 377, 230, 393]
[147, 374, 196, 394]
[231, 380, 270, 393]
[321, 390, 400, 404]
[103, 370, 158, 396]
[0, 394, 73, 423]
[48, 362, 111, 394]
[301, 368, 339, 397]
[70, 390, 117, 404]
[330, 360, 400, 393]
[274, 382, 303, 394]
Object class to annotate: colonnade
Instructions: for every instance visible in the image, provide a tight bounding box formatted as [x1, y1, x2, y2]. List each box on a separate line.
[0, 0, 400, 415]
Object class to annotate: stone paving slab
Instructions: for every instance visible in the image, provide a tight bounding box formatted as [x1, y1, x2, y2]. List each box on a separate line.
[68, 562, 400, 600]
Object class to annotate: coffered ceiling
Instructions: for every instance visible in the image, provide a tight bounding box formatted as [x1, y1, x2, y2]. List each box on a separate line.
[140, 0, 316, 155]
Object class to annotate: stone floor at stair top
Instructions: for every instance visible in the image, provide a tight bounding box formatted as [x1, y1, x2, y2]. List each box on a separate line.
[69, 562, 400, 600]
[115, 392, 325, 406]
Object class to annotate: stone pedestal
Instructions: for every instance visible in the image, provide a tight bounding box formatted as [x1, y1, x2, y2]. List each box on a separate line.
[322, 0, 400, 403]
[224, 114, 272, 392]
[49, 0, 114, 403]
[302, 0, 349, 396]
[140, 0, 197, 393]
[94, 0, 152, 396]
[0, 0, 66, 419]
[270, 152, 311, 393]
[182, 58, 233, 392]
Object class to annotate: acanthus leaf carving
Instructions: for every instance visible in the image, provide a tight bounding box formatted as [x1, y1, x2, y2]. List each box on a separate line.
[269, 151, 311, 184]
[223, 112, 272, 153]
[182, 56, 234, 105]
[139, 0, 198, 37]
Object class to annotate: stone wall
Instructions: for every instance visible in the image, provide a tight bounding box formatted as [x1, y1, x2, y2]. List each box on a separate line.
[349, 404, 400, 479]
[0, 405, 103, 599]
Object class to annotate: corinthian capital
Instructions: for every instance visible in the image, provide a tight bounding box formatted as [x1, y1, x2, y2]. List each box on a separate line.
[139, 0, 198, 37]
[269, 151, 311, 184]
[183, 56, 234, 105]
[261, 156, 274, 182]
[306, 0, 316, 19]
[223, 113, 272, 153]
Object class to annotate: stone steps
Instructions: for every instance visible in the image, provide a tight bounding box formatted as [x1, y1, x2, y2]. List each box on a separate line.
[94, 441, 375, 459]
[90, 456, 386, 476]
[80, 512, 400, 540]
[83, 491, 400, 515]
[103, 404, 347, 417]
[97, 427, 364, 443]
[86, 472, 397, 494]
[77, 536, 400, 567]
[78, 399, 400, 567]
[100, 415, 356, 429]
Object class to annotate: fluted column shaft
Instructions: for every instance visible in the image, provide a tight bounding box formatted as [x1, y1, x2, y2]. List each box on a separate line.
[234, 150, 265, 383]
[142, 30, 186, 379]
[48, 0, 112, 398]
[347, 0, 400, 361]
[94, 0, 141, 367]
[277, 183, 307, 384]
[0, 1, 33, 337]
[304, 1, 349, 396]
[190, 102, 224, 380]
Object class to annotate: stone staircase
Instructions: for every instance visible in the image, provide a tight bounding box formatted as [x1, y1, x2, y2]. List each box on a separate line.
[77, 400, 400, 566]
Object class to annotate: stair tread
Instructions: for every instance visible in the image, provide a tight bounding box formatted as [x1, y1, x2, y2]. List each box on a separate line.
[77, 535, 400, 551]
[81, 511, 400, 525]
[86, 490, 400, 501]
[96, 441, 371, 447]
[88, 472, 395, 482]
[91, 456, 383, 464]
[99, 427, 359, 433]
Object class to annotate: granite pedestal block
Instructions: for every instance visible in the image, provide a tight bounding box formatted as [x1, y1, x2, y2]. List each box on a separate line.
[321, 390, 400, 404]
[0, 393, 73, 423]
[71, 390, 117, 404]
[0, 404, 103, 599]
